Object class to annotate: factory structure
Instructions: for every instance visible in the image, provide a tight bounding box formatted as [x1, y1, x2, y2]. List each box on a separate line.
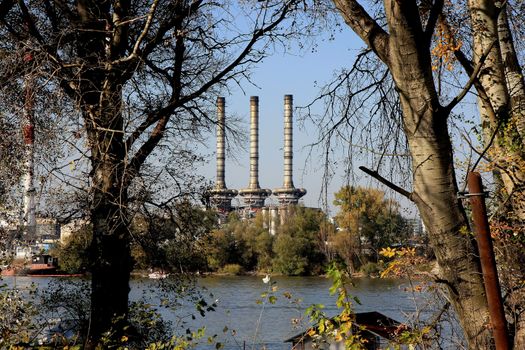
[208, 95, 307, 232]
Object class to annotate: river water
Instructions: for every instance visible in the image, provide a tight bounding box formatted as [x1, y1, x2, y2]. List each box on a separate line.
[3, 275, 446, 349]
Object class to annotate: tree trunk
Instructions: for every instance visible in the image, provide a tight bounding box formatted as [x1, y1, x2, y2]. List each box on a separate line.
[333, 0, 493, 347]
[384, 3, 492, 345]
[468, 0, 525, 222]
[498, 3, 525, 145]
[89, 184, 131, 343]
[74, 1, 133, 344]
[468, 2, 525, 345]
[85, 96, 131, 344]
[402, 102, 493, 349]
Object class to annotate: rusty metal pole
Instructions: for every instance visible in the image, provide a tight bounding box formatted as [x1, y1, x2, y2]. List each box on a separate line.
[467, 172, 509, 350]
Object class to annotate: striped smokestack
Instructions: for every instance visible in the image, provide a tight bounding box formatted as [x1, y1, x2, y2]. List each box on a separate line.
[208, 97, 237, 213]
[283, 94, 294, 189]
[239, 96, 271, 208]
[216, 97, 226, 189]
[248, 96, 260, 190]
[22, 52, 36, 235]
[273, 94, 306, 206]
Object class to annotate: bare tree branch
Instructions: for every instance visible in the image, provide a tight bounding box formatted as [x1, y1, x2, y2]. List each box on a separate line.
[358, 165, 412, 200]
[444, 39, 496, 113]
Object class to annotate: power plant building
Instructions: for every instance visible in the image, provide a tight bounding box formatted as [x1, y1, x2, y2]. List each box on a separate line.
[208, 95, 308, 228]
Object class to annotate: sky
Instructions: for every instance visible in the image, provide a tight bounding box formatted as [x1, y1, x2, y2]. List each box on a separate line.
[196, 24, 419, 217]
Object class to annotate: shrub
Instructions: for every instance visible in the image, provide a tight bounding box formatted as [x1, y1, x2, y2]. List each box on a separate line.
[219, 264, 244, 275]
[360, 262, 381, 277]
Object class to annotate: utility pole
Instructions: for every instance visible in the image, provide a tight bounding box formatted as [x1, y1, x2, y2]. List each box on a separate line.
[467, 172, 509, 350]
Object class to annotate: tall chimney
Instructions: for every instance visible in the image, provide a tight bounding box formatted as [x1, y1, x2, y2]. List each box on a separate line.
[216, 97, 226, 189]
[239, 96, 271, 208]
[283, 94, 294, 188]
[22, 51, 36, 236]
[249, 96, 260, 190]
[274, 94, 306, 206]
[208, 97, 237, 213]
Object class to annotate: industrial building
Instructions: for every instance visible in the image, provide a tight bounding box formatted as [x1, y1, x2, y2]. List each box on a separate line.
[207, 95, 307, 231]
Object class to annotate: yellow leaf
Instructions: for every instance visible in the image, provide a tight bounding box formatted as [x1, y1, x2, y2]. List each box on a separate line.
[379, 247, 396, 258]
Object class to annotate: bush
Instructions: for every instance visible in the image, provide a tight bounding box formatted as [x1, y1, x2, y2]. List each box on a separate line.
[360, 262, 381, 277]
[219, 264, 244, 275]
[53, 223, 92, 274]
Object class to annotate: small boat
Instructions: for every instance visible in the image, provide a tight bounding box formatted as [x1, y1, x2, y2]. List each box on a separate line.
[27, 254, 59, 275]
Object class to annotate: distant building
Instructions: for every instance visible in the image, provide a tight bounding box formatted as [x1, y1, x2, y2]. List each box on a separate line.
[208, 95, 309, 232]
[406, 218, 425, 236]
[0, 216, 62, 259]
[60, 218, 89, 244]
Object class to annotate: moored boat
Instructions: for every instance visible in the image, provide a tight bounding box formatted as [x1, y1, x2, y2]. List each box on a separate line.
[27, 254, 59, 275]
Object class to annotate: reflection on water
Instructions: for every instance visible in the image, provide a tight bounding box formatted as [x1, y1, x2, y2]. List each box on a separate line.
[182, 276, 427, 349]
[3, 275, 432, 349]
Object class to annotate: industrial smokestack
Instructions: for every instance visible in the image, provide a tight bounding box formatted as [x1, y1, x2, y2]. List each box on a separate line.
[216, 97, 226, 189]
[283, 94, 294, 189]
[239, 96, 271, 208]
[208, 97, 237, 213]
[249, 96, 260, 190]
[274, 94, 306, 206]
[22, 51, 36, 235]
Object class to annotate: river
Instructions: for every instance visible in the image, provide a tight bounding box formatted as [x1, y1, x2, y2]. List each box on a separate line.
[3, 275, 444, 349]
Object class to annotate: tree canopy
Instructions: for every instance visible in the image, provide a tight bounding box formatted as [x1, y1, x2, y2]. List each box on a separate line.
[333, 185, 411, 270]
[0, 0, 314, 344]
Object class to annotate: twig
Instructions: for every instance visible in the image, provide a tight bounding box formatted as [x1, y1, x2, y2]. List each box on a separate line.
[444, 39, 497, 113]
[460, 119, 503, 193]
[112, 0, 160, 65]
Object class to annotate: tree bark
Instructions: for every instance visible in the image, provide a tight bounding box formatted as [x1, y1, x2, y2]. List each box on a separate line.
[468, 0, 525, 221]
[333, 0, 493, 347]
[468, 2, 525, 346]
[75, 1, 133, 344]
[84, 89, 132, 344]
[497, 3, 525, 146]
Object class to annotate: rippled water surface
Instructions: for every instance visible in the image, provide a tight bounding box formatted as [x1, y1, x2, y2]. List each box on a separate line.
[4, 275, 434, 349]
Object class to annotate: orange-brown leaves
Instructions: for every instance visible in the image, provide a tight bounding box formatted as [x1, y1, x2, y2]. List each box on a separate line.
[431, 22, 462, 71]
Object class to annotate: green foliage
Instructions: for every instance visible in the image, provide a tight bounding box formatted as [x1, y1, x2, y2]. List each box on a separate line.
[359, 262, 382, 277]
[132, 200, 216, 272]
[0, 283, 38, 347]
[204, 212, 271, 272]
[305, 263, 367, 349]
[144, 327, 214, 350]
[203, 206, 328, 275]
[52, 223, 92, 274]
[33, 276, 221, 349]
[272, 207, 326, 275]
[272, 232, 309, 275]
[39, 279, 91, 342]
[219, 264, 244, 275]
[332, 186, 411, 267]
